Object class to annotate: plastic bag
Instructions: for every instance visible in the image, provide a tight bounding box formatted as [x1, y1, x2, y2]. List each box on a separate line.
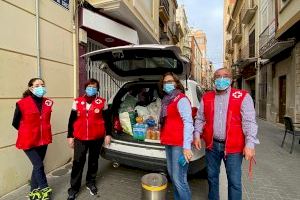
[119, 95, 138, 113]
[119, 111, 136, 135]
[135, 106, 150, 120]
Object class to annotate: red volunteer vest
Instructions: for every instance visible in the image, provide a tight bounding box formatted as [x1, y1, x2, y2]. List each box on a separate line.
[73, 97, 106, 140]
[16, 96, 53, 150]
[160, 93, 188, 146]
[202, 88, 247, 154]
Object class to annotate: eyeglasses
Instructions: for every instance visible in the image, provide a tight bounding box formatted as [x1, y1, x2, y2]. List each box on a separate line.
[214, 75, 231, 80]
[163, 80, 175, 84]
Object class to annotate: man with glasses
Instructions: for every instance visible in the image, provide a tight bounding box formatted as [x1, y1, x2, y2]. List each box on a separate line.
[193, 68, 259, 200]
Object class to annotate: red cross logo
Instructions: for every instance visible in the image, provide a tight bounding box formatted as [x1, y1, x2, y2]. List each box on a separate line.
[95, 99, 102, 104]
[232, 91, 242, 99]
[45, 100, 52, 106]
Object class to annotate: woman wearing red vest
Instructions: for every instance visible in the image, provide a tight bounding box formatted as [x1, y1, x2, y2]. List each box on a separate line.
[12, 78, 53, 200]
[159, 72, 194, 200]
[67, 79, 111, 200]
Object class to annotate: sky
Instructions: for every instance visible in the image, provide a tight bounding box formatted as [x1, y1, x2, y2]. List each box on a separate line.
[177, 0, 224, 70]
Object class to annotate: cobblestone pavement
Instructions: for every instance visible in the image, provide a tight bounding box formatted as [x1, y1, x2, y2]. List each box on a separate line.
[1, 119, 299, 200]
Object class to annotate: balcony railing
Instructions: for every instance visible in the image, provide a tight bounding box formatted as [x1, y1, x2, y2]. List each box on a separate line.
[160, 0, 169, 14]
[169, 22, 180, 44]
[159, 0, 169, 23]
[232, 25, 242, 43]
[241, 0, 257, 24]
[259, 23, 276, 56]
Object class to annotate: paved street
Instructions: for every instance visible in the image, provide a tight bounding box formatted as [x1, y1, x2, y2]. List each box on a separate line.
[1, 119, 299, 200]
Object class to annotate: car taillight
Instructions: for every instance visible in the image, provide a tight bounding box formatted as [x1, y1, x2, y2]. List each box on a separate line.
[192, 107, 198, 119]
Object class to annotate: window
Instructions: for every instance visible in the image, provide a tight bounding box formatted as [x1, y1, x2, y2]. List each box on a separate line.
[249, 30, 255, 57]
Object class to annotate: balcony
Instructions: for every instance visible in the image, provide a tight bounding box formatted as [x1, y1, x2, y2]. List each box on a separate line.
[169, 22, 180, 44]
[259, 23, 276, 57]
[225, 39, 234, 54]
[159, 0, 169, 23]
[232, 25, 242, 43]
[241, 0, 257, 24]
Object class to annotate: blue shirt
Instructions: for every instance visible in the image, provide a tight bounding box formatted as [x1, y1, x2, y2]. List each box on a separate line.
[177, 97, 194, 150]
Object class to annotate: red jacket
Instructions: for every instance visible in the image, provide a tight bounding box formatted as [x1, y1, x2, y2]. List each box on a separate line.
[202, 88, 247, 154]
[16, 96, 53, 150]
[73, 97, 106, 140]
[160, 93, 187, 146]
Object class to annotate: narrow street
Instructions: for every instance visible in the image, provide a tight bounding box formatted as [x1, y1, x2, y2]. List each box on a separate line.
[1, 119, 299, 200]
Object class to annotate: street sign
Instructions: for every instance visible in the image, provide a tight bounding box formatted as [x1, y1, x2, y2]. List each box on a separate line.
[52, 0, 69, 10]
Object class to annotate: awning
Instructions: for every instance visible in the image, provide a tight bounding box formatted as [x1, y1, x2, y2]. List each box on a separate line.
[261, 40, 295, 59]
[80, 8, 139, 46]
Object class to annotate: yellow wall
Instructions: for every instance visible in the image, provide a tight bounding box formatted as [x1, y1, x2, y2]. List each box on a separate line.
[278, 0, 300, 30]
[0, 0, 75, 196]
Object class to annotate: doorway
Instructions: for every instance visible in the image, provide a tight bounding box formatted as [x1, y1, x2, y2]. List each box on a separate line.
[278, 75, 286, 123]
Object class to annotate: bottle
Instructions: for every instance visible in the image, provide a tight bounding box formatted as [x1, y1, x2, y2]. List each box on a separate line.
[178, 154, 187, 167]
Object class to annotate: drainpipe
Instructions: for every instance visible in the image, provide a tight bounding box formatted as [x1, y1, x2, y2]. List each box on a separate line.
[72, 1, 79, 97]
[35, 0, 41, 78]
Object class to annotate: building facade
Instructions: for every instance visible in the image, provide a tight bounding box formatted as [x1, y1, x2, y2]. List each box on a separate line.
[159, 0, 181, 45]
[259, 0, 300, 123]
[223, 0, 300, 123]
[176, 5, 191, 57]
[224, 0, 260, 110]
[0, 0, 75, 196]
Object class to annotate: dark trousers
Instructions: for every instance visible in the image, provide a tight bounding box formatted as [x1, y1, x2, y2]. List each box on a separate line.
[24, 145, 48, 191]
[206, 141, 243, 200]
[69, 138, 104, 193]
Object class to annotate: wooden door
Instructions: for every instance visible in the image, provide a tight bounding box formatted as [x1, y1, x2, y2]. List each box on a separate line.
[279, 75, 286, 123]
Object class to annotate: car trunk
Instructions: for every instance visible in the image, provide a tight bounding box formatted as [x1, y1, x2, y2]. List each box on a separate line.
[110, 81, 163, 146]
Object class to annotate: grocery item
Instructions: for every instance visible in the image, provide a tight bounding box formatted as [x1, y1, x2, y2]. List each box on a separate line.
[133, 122, 148, 141]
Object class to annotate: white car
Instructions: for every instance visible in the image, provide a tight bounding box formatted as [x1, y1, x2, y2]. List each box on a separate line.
[83, 44, 205, 174]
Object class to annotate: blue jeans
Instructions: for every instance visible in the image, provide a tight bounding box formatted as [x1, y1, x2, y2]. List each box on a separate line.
[24, 145, 48, 191]
[165, 145, 191, 200]
[205, 142, 243, 200]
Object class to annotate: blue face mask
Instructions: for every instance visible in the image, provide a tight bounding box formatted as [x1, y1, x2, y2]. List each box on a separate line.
[215, 77, 231, 91]
[85, 86, 98, 97]
[32, 86, 46, 98]
[163, 83, 175, 94]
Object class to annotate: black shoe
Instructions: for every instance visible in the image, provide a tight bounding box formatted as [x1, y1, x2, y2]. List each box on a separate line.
[67, 194, 76, 200]
[67, 188, 77, 200]
[86, 184, 97, 195]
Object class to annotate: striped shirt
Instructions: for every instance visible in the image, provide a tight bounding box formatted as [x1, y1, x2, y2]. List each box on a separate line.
[194, 87, 259, 148]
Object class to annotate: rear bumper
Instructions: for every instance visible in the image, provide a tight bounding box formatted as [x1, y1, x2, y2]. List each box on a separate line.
[101, 147, 167, 172]
[101, 143, 206, 174]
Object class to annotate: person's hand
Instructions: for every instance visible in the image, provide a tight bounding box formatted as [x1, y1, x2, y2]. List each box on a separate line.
[67, 138, 74, 149]
[183, 149, 193, 163]
[243, 146, 255, 160]
[105, 135, 112, 146]
[193, 137, 201, 150]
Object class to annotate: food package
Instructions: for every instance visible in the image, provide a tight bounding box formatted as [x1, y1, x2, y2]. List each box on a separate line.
[133, 123, 148, 141]
[146, 127, 160, 141]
